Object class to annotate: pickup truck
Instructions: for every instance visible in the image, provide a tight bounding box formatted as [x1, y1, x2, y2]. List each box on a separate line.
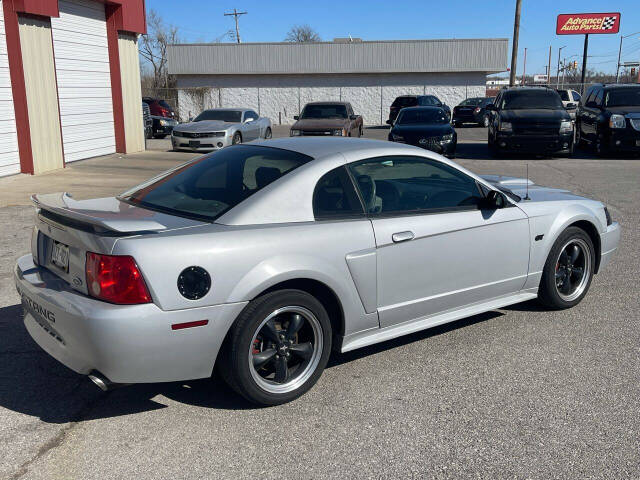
[290, 102, 363, 137]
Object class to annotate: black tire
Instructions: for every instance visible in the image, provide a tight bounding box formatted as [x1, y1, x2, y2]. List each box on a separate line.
[595, 134, 609, 157]
[538, 226, 595, 309]
[218, 289, 332, 406]
[232, 132, 242, 145]
[453, 121, 462, 128]
[264, 127, 272, 139]
[358, 126, 363, 137]
[153, 134, 167, 139]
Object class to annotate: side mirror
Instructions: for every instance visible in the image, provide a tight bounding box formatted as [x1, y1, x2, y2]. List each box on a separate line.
[385, 119, 392, 125]
[293, 115, 299, 120]
[484, 190, 506, 209]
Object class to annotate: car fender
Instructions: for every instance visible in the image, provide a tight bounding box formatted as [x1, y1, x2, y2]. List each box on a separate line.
[523, 202, 605, 289]
[226, 253, 375, 337]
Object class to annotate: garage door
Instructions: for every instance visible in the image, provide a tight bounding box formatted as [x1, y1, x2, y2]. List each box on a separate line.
[51, 0, 115, 163]
[0, 0, 21, 177]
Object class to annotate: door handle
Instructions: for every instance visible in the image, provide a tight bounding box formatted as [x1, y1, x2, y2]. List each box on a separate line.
[392, 231, 415, 243]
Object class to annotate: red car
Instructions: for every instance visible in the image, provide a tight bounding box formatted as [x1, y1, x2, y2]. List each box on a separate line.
[142, 97, 175, 118]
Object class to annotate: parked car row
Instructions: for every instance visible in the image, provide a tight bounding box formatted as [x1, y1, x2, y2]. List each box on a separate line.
[142, 97, 178, 139]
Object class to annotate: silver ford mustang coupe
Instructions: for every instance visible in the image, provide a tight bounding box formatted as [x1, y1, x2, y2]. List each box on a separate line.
[14, 138, 620, 405]
[171, 108, 272, 152]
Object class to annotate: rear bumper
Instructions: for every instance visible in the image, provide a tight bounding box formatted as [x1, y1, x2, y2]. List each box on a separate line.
[14, 255, 247, 384]
[598, 222, 621, 273]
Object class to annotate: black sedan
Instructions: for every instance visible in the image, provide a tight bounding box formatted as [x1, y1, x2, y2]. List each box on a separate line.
[452, 97, 495, 127]
[388, 106, 457, 158]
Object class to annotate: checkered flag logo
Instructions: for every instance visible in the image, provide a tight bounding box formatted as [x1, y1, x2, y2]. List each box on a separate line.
[602, 17, 616, 30]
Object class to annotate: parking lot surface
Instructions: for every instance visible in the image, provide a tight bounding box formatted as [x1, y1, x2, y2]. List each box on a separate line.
[1, 126, 638, 479]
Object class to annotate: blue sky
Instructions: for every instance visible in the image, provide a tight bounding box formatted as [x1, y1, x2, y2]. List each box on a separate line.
[148, 0, 640, 76]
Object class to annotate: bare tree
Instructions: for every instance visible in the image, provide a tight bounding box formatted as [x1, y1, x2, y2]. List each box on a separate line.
[285, 24, 321, 43]
[139, 10, 179, 90]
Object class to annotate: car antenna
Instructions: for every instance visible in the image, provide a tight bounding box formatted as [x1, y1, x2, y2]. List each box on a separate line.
[524, 164, 531, 200]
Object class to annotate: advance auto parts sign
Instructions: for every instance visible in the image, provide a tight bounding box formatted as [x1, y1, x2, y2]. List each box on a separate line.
[556, 13, 621, 35]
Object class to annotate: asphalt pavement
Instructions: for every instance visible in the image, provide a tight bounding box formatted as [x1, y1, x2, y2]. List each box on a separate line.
[1, 125, 638, 479]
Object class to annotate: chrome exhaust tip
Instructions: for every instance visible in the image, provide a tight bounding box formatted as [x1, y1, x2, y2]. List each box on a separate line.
[88, 371, 128, 391]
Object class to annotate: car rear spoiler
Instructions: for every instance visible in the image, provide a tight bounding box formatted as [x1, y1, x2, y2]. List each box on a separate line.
[32, 192, 167, 234]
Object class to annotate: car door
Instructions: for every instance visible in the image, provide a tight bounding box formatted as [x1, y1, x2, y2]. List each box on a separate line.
[242, 111, 261, 140]
[348, 155, 530, 328]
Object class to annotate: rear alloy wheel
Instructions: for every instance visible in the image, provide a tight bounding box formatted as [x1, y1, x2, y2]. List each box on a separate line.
[219, 289, 332, 406]
[232, 132, 242, 145]
[538, 227, 595, 309]
[264, 127, 272, 139]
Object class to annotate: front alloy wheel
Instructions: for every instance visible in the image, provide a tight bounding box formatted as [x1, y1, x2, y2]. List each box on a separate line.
[538, 226, 594, 309]
[219, 289, 332, 405]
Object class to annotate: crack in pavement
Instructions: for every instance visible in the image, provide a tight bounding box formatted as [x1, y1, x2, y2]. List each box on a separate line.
[8, 383, 110, 480]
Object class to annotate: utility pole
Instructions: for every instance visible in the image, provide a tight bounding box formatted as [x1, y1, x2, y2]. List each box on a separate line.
[547, 45, 552, 85]
[224, 8, 247, 44]
[509, 0, 522, 87]
[616, 32, 640, 83]
[556, 45, 566, 88]
[580, 34, 589, 94]
[521, 47, 527, 85]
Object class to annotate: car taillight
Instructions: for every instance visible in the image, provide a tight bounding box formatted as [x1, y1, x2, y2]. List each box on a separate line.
[159, 107, 170, 117]
[85, 252, 151, 305]
[474, 107, 481, 114]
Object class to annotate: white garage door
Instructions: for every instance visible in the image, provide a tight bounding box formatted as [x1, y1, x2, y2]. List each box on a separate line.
[52, 0, 115, 163]
[0, 0, 21, 177]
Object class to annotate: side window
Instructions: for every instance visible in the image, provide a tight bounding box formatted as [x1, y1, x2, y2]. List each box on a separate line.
[585, 88, 597, 105]
[244, 111, 258, 122]
[594, 88, 604, 107]
[312, 167, 364, 219]
[572, 91, 581, 102]
[348, 156, 483, 215]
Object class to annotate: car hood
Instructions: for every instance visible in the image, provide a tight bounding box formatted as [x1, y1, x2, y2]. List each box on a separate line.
[392, 124, 453, 136]
[292, 118, 347, 130]
[174, 120, 236, 132]
[33, 193, 206, 233]
[606, 106, 640, 115]
[500, 109, 570, 123]
[480, 175, 590, 203]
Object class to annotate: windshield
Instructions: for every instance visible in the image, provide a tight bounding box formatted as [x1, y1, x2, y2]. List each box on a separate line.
[605, 88, 640, 107]
[194, 110, 242, 122]
[500, 90, 564, 110]
[397, 109, 448, 125]
[300, 104, 347, 119]
[119, 146, 313, 222]
[459, 98, 483, 106]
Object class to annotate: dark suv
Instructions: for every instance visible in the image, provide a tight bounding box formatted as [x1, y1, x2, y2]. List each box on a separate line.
[486, 87, 574, 157]
[576, 84, 640, 155]
[142, 97, 178, 139]
[452, 97, 495, 127]
[387, 95, 450, 124]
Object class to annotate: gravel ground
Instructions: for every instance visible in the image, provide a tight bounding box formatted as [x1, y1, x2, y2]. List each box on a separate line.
[1, 126, 638, 480]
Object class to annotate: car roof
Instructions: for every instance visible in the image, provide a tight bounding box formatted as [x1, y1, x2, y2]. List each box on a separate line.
[599, 83, 640, 90]
[251, 137, 415, 160]
[203, 107, 250, 111]
[304, 101, 349, 106]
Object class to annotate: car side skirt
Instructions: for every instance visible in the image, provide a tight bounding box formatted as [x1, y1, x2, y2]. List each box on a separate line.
[340, 288, 538, 353]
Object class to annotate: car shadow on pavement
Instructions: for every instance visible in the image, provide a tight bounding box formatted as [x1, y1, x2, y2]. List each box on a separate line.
[0, 305, 509, 420]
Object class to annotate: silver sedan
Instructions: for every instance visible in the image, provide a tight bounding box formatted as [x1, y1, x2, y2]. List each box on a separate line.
[171, 108, 272, 152]
[15, 138, 620, 405]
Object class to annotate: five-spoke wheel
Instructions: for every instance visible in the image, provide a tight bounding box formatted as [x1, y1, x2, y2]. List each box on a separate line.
[539, 226, 595, 309]
[218, 289, 332, 405]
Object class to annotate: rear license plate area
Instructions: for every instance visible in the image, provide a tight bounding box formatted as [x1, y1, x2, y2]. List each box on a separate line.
[51, 240, 69, 272]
